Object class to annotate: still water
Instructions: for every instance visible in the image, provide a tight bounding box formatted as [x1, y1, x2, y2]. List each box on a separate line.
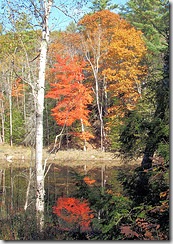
[0, 160, 135, 220]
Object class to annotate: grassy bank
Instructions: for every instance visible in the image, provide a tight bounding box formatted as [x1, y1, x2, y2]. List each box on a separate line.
[0, 143, 141, 168]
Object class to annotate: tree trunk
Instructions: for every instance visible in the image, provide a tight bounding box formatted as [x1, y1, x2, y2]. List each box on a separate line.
[9, 88, 13, 146]
[80, 118, 87, 151]
[0, 95, 5, 143]
[7, 74, 13, 147]
[35, 36, 47, 232]
[82, 27, 106, 151]
[35, 0, 52, 232]
[24, 167, 33, 211]
[0, 169, 6, 218]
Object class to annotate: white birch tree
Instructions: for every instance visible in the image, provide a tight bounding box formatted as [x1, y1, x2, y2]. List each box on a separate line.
[35, 0, 52, 231]
[80, 25, 106, 151]
[2, 0, 53, 231]
[1, 0, 89, 232]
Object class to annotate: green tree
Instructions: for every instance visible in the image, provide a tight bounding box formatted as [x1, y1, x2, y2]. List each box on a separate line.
[90, 0, 118, 12]
[121, 0, 169, 54]
[66, 21, 78, 33]
[118, 0, 169, 168]
[117, 158, 169, 240]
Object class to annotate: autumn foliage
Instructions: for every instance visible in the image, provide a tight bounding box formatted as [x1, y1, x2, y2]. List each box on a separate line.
[12, 78, 24, 97]
[83, 176, 96, 185]
[46, 55, 94, 141]
[52, 197, 94, 231]
[79, 10, 147, 118]
[46, 10, 147, 149]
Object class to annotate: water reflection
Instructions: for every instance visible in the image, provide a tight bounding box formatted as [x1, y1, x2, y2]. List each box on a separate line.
[0, 161, 131, 221]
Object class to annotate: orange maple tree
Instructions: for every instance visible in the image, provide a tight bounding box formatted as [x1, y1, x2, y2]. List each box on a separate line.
[78, 9, 147, 120]
[45, 55, 94, 141]
[52, 197, 94, 231]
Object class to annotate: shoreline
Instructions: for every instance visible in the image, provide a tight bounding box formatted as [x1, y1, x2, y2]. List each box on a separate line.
[0, 143, 141, 168]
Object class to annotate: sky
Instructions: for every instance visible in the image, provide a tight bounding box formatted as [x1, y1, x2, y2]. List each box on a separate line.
[49, 0, 128, 31]
[0, 0, 128, 32]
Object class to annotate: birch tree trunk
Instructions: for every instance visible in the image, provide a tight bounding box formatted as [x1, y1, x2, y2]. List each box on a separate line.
[81, 26, 106, 151]
[7, 73, 13, 147]
[24, 167, 33, 211]
[35, 0, 52, 232]
[80, 118, 87, 151]
[0, 94, 5, 143]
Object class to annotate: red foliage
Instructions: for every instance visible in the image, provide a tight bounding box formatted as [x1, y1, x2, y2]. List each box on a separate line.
[83, 176, 96, 185]
[45, 55, 93, 127]
[71, 131, 95, 141]
[52, 197, 94, 231]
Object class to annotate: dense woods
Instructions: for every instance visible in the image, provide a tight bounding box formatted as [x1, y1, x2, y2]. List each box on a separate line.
[0, 0, 169, 240]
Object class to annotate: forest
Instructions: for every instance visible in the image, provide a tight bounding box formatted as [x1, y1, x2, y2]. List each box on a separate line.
[0, 0, 169, 240]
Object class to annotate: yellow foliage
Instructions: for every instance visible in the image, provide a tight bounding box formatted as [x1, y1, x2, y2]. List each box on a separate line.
[79, 10, 147, 125]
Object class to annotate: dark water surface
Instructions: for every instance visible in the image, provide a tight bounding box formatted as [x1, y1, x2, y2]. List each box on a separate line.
[0, 160, 135, 219]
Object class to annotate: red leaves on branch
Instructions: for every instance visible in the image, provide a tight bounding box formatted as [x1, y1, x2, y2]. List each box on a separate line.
[46, 55, 93, 127]
[52, 197, 94, 231]
[71, 131, 95, 141]
[83, 176, 96, 185]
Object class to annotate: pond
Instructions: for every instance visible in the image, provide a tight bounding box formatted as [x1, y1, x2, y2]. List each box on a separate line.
[0, 156, 169, 241]
[0, 159, 136, 217]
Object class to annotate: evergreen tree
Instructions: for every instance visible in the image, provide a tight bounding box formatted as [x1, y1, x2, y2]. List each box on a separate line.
[119, 0, 169, 168]
[121, 0, 169, 54]
[90, 0, 118, 12]
[66, 21, 78, 33]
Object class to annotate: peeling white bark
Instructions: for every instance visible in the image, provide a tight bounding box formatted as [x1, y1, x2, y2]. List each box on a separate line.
[35, 0, 52, 232]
